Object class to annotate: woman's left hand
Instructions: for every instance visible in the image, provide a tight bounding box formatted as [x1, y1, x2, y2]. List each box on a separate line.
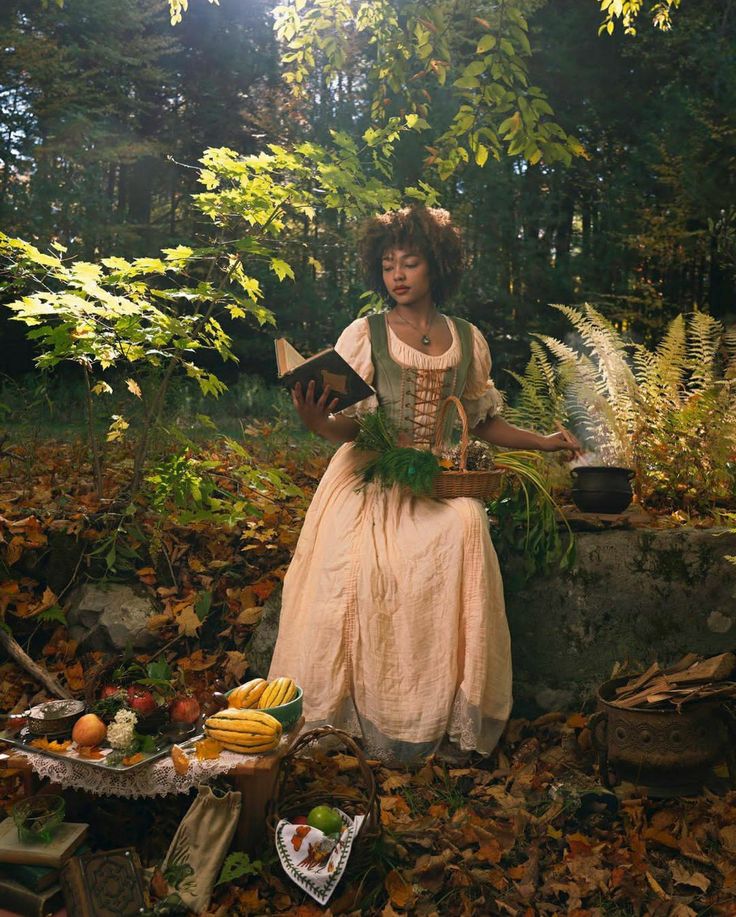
[538, 426, 583, 459]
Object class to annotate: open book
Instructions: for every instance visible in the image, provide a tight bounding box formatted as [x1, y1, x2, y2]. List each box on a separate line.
[275, 338, 375, 413]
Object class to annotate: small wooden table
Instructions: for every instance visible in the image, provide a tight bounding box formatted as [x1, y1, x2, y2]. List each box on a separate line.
[1, 720, 306, 857]
[225, 716, 304, 854]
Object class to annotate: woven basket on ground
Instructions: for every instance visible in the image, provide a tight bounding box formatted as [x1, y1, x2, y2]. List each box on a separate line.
[266, 725, 382, 875]
[431, 395, 504, 499]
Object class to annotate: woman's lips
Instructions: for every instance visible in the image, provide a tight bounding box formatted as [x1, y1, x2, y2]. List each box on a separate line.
[393, 286, 409, 293]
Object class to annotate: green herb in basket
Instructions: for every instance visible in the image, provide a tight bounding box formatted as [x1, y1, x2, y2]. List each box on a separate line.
[354, 410, 441, 497]
[353, 409, 399, 454]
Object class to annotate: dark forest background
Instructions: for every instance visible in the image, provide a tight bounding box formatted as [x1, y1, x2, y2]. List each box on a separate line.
[1, 0, 735, 388]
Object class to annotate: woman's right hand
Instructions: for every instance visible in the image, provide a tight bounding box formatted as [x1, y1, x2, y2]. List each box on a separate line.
[291, 380, 340, 436]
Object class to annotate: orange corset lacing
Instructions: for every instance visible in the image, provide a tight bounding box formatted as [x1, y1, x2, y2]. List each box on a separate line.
[411, 368, 447, 449]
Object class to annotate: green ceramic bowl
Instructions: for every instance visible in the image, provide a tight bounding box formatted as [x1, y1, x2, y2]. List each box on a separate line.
[225, 685, 303, 731]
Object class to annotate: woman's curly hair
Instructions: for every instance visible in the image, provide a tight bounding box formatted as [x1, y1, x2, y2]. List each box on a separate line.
[358, 206, 464, 306]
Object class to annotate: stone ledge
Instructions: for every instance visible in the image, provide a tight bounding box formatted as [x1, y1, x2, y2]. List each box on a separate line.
[506, 526, 736, 716]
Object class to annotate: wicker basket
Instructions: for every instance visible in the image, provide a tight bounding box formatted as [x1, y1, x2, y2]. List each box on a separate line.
[266, 725, 381, 875]
[431, 395, 504, 499]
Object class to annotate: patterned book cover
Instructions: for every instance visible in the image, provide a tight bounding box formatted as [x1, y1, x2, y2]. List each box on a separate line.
[61, 848, 146, 917]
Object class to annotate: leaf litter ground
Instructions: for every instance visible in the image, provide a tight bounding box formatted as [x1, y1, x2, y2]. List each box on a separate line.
[202, 711, 736, 916]
[1, 433, 735, 915]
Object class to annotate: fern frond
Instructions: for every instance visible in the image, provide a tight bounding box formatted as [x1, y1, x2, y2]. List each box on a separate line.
[723, 327, 736, 375]
[641, 313, 687, 406]
[550, 303, 639, 425]
[525, 305, 735, 511]
[632, 343, 658, 389]
[504, 342, 566, 433]
[687, 311, 723, 391]
[354, 408, 398, 452]
[538, 334, 632, 463]
[551, 303, 625, 356]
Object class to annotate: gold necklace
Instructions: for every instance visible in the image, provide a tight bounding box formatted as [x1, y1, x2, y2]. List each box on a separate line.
[393, 308, 438, 345]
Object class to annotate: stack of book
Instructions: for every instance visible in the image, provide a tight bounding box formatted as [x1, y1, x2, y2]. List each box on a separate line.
[0, 817, 87, 917]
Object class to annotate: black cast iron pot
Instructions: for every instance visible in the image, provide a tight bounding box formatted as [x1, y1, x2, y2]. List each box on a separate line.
[570, 465, 634, 514]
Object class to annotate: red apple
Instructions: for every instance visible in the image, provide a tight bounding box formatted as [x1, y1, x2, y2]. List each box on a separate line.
[126, 686, 157, 717]
[100, 684, 122, 699]
[169, 694, 201, 725]
[292, 815, 309, 826]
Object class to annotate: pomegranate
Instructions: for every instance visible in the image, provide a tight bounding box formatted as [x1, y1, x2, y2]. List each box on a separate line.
[168, 694, 201, 725]
[126, 686, 157, 717]
[72, 713, 107, 747]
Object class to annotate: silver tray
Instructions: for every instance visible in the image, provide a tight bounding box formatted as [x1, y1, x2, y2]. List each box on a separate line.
[0, 727, 203, 772]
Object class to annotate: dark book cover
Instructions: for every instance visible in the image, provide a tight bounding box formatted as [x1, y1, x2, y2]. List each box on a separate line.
[0, 861, 59, 892]
[275, 340, 374, 413]
[0, 877, 64, 917]
[60, 848, 146, 917]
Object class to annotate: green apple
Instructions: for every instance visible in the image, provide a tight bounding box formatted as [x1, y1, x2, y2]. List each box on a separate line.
[306, 805, 343, 835]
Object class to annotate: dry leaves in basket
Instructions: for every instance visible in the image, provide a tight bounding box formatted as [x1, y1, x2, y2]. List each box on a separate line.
[444, 440, 495, 471]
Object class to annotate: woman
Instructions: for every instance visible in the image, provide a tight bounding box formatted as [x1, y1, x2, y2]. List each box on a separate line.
[268, 206, 580, 763]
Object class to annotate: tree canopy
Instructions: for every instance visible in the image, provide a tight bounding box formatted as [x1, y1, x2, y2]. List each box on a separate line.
[1, 0, 733, 389]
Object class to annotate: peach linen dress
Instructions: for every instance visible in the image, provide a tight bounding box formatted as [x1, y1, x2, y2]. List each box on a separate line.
[268, 313, 512, 762]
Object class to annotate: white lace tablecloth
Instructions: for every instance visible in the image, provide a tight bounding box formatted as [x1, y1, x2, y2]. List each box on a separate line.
[12, 738, 288, 799]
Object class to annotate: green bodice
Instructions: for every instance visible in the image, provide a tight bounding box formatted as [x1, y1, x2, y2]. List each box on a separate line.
[366, 312, 474, 448]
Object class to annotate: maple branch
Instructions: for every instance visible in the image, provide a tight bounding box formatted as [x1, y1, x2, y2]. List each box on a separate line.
[0, 628, 73, 700]
[128, 359, 179, 498]
[128, 253, 243, 498]
[83, 364, 104, 498]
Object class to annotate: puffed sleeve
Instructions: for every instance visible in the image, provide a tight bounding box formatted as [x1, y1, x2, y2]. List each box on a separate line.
[333, 317, 379, 418]
[460, 324, 504, 428]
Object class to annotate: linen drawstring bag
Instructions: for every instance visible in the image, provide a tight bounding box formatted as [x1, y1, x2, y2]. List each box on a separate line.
[161, 783, 242, 913]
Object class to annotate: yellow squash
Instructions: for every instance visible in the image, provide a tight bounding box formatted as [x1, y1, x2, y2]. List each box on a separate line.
[203, 708, 282, 753]
[228, 677, 268, 710]
[258, 676, 298, 709]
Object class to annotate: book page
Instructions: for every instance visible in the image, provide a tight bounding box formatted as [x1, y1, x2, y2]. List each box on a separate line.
[275, 338, 305, 376]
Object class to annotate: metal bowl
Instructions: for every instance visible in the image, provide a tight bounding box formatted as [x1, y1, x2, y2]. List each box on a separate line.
[27, 699, 86, 738]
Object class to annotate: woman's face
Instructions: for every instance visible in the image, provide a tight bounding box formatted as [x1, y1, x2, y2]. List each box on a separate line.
[381, 247, 433, 308]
